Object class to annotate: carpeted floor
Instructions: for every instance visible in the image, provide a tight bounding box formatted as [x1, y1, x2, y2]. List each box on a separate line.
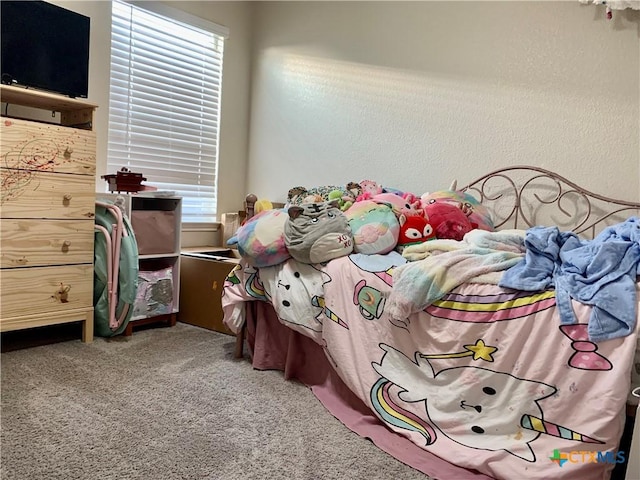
[1, 322, 429, 480]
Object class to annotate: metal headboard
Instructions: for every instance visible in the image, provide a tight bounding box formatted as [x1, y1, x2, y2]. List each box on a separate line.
[244, 166, 640, 239]
[460, 165, 640, 239]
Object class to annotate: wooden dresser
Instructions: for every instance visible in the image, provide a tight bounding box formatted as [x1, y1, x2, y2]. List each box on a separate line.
[0, 86, 98, 342]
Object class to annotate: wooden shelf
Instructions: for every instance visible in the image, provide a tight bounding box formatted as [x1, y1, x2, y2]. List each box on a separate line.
[1, 85, 97, 129]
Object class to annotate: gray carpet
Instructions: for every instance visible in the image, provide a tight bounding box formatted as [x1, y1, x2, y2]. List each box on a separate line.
[1, 323, 430, 480]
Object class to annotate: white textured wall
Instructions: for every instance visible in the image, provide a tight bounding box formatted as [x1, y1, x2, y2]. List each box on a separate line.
[248, 1, 640, 203]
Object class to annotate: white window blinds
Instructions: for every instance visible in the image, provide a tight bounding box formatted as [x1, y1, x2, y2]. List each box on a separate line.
[108, 0, 227, 223]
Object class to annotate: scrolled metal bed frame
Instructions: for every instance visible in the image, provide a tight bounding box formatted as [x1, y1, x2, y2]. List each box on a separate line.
[460, 165, 640, 238]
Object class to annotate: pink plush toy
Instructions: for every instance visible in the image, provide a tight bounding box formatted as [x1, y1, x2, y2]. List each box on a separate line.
[370, 192, 424, 218]
[359, 179, 383, 196]
[423, 201, 473, 241]
[420, 186, 494, 232]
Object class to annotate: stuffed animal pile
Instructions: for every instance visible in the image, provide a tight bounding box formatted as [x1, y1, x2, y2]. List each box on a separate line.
[345, 179, 494, 251]
[228, 179, 495, 267]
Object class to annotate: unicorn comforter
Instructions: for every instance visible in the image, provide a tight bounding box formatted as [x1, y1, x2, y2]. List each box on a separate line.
[222, 252, 638, 480]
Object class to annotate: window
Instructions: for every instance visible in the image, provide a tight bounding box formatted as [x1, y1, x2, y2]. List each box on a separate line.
[107, 0, 228, 223]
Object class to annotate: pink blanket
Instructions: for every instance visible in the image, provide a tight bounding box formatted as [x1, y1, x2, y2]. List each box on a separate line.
[223, 254, 638, 480]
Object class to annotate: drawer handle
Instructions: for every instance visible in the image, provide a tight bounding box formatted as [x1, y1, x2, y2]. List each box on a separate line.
[64, 146, 74, 157]
[62, 240, 71, 252]
[63, 194, 73, 204]
[55, 283, 71, 303]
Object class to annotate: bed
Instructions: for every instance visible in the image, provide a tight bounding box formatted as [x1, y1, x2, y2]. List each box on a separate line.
[221, 166, 640, 480]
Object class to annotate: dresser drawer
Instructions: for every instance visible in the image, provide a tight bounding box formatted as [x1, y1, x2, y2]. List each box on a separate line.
[1, 118, 95, 175]
[0, 169, 95, 219]
[1, 219, 94, 268]
[0, 264, 93, 319]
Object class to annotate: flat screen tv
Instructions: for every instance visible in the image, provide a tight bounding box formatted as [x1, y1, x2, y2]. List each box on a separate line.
[1, 1, 90, 98]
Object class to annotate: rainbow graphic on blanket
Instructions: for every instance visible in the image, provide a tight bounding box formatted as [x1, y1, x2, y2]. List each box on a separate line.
[370, 378, 437, 445]
[425, 289, 556, 322]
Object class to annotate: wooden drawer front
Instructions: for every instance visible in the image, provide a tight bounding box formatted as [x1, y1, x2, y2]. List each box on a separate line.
[1, 118, 95, 175]
[1, 219, 94, 268]
[0, 264, 93, 319]
[1, 169, 95, 219]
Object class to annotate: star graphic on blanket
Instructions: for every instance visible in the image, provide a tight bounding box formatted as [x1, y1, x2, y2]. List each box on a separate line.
[419, 339, 498, 363]
[464, 339, 498, 362]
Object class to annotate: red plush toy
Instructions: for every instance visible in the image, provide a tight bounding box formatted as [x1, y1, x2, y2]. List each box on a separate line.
[423, 201, 473, 241]
[397, 214, 436, 249]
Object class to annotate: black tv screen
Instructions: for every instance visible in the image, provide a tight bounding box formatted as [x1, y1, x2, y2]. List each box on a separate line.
[1, 1, 90, 98]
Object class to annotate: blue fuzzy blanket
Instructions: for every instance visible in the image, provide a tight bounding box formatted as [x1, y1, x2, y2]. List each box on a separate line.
[499, 217, 640, 342]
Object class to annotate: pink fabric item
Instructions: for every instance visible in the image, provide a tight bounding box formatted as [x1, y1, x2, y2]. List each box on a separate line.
[223, 254, 637, 480]
[245, 302, 492, 480]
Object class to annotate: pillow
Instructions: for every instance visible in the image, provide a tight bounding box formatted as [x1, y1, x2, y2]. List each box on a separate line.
[227, 208, 291, 268]
[421, 189, 494, 232]
[345, 200, 399, 255]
